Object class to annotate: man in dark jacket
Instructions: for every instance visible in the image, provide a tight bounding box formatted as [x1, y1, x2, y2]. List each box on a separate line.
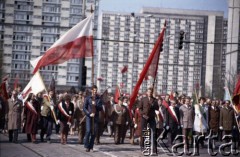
[166, 99, 180, 146]
[83, 85, 103, 152]
[139, 87, 159, 154]
[219, 100, 236, 143]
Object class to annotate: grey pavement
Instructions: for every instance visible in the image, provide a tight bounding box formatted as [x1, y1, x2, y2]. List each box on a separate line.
[0, 131, 239, 157]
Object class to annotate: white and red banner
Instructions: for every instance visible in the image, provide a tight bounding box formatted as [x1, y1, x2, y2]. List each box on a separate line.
[25, 102, 38, 115]
[168, 106, 179, 124]
[58, 102, 71, 119]
[32, 14, 94, 74]
[21, 72, 45, 102]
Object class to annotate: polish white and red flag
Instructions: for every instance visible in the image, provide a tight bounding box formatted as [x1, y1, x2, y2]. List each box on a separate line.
[32, 14, 94, 74]
[21, 72, 45, 102]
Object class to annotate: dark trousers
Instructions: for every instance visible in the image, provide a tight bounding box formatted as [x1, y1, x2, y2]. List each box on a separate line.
[40, 116, 53, 141]
[167, 127, 178, 146]
[194, 131, 205, 154]
[55, 123, 60, 134]
[8, 129, 18, 142]
[78, 122, 86, 144]
[182, 128, 192, 151]
[95, 121, 104, 143]
[141, 118, 157, 153]
[114, 124, 125, 144]
[84, 117, 98, 149]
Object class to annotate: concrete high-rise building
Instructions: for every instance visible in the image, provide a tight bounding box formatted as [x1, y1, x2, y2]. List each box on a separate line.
[226, 0, 240, 92]
[97, 8, 226, 98]
[0, 0, 99, 90]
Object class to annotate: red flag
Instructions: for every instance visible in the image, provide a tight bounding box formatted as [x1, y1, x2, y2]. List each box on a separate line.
[232, 76, 240, 113]
[0, 81, 9, 100]
[97, 77, 104, 82]
[32, 14, 94, 74]
[170, 91, 174, 101]
[114, 85, 121, 104]
[101, 88, 109, 104]
[121, 65, 128, 73]
[128, 22, 166, 116]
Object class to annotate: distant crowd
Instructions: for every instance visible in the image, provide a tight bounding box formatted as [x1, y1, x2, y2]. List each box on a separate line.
[0, 85, 240, 155]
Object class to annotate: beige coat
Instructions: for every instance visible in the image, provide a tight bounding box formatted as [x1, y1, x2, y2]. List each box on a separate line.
[179, 105, 194, 129]
[7, 98, 22, 130]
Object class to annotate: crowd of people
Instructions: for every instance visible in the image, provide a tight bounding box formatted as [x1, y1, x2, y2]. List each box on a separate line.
[0, 85, 240, 155]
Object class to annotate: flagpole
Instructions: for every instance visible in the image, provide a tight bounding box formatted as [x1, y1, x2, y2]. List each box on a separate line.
[37, 71, 58, 124]
[225, 87, 240, 133]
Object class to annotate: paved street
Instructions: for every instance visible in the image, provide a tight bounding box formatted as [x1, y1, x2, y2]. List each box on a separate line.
[0, 131, 239, 157]
[0, 131, 154, 157]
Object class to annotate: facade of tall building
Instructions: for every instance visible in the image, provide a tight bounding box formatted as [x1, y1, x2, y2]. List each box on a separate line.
[0, 0, 99, 90]
[97, 8, 226, 97]
[226, 0, 240, 91]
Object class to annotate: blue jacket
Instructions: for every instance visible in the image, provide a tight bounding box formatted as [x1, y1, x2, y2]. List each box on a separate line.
[83, 95, 103, 119]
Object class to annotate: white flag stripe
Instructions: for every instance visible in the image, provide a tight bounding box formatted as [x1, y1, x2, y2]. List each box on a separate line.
[30, 56, 43, 69]
[49, 14, 93, 49]
[22, 71, 45, 102]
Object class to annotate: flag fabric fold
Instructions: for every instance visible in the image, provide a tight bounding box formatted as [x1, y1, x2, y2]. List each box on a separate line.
[0, 80, 9, 100]
[121, 65, 128, 73]
[128, 22, 166, 115]
[114, 85, 121, 104]
[232, 77, 240, 113]
[32, 14, 94, 74]
[21, 72, 46, 102]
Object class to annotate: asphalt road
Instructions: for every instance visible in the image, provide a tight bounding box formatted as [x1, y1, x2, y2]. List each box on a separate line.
[0, 131, 239, 157]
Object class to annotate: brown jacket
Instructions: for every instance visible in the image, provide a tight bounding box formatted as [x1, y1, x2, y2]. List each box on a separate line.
[219, 107, 235, 131]
[111, 104, 129, 125]
[208, 106, 220, 132]
[139, 96, 159, 120]
[74, 99, 85, 122]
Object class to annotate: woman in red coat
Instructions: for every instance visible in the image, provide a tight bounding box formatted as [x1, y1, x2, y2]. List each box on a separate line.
[23, 93, 40, 143]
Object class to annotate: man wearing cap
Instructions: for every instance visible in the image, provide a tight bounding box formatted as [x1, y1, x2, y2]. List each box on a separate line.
[111, 96, 130, 144]
[139, 87, 159, 154]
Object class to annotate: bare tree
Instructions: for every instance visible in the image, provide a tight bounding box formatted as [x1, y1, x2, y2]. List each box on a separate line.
[225, 67, 239, 95]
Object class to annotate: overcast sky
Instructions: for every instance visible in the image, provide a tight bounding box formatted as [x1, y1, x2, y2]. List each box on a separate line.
[99, 0, 228, 17]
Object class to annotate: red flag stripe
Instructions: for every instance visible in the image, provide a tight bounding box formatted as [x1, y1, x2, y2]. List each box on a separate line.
[25, 102, 38, 115]
[128, 24, 166, 117]
[121, 65, 128, 73]
[167, 106, 179, 124]
[33, 36, 93, 73]
[58, 102, 71, 119]
[22, 87, 32, 100]
[0, 82, 9, 100]
[114, 85, 120, 104]
[162, 100, 169, 109]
